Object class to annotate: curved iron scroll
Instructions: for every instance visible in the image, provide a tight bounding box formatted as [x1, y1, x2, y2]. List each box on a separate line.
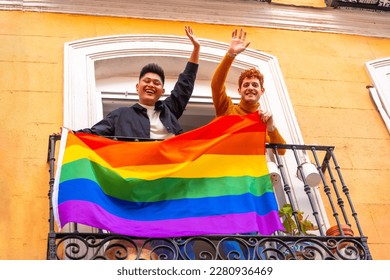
[49, 233, 369, 260]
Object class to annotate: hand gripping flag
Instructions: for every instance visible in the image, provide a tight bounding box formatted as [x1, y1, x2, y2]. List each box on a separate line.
[52, 112, 284, 237]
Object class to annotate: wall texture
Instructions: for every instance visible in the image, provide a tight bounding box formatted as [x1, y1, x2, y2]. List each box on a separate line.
[0, 10, 389, 259]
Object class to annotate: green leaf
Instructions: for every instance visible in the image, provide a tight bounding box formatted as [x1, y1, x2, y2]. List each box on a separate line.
[278, 203, 317, 236]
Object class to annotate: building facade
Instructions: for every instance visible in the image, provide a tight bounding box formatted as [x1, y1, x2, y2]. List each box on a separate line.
[0, 0, 389, 259]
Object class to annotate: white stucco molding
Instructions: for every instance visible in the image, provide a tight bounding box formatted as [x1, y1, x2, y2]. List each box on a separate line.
[365, 57, 390, 133]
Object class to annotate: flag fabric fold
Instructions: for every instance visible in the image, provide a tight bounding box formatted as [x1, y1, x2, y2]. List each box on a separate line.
[52, 112, 284, 237]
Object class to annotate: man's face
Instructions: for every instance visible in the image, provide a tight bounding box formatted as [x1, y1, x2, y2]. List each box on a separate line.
[136, 72, 165, 106]
[238, 77, 264, 105]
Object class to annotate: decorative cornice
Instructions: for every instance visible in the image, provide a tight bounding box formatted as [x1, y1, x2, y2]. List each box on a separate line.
[1, 0, 390, 38]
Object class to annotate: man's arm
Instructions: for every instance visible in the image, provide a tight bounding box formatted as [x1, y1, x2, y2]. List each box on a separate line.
[211, 28, 251, 117]
[185, 26, 200, 64]
[260, 110, 287, 155]
[76, 112, 115, 136]
[162, 26, 200, 119]
[210, 54, 235, 117]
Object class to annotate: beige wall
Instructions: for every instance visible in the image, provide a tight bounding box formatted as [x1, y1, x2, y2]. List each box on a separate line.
[0, 10, 389, 259]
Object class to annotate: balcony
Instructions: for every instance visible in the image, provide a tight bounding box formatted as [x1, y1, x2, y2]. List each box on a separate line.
[47, 134, 372, 260]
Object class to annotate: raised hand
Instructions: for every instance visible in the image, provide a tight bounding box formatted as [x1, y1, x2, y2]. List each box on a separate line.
[185, 26, 200, 49]
[185, 26, 200, 64]
[228, 28, 251, 57]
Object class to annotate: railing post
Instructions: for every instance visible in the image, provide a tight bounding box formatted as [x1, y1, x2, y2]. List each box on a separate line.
[47, 134, 60, 259]
[47, 232, 58, 260]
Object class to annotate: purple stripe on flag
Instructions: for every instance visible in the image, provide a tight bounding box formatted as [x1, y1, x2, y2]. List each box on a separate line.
[58, 201, 284, 237]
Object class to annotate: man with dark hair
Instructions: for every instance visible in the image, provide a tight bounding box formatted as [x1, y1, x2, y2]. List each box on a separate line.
[77, 26, 200, 139]
[139, 63, 165, 85]
[70, 26, 200, 260]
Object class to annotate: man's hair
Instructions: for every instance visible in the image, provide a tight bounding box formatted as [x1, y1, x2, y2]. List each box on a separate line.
[238, 68, 264, 89]
[139, 63, 165, 85]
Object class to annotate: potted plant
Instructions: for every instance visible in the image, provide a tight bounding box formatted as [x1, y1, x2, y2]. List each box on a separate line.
[326, 224, 354, 237]
[278, 203, 318, 259]
[326, 224, 354, 254]
[278, 203, 318, 236]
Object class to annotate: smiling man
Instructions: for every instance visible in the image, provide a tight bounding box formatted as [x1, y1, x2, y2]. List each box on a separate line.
[210, 28, 287, 260]
[211, 28, 286, 150]
[76, 26, 200, 139]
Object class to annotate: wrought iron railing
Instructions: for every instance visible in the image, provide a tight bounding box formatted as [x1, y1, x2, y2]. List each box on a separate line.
[47, 134, 372, 260]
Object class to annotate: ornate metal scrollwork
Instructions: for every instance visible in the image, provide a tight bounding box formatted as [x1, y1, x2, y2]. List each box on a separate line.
[49, 234, 369, 260]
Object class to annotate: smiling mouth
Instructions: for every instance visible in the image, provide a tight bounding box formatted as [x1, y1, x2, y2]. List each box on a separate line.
[145, 89, 155, 94]
[245, 92, 256, 97]
[244, 89, 256, 94]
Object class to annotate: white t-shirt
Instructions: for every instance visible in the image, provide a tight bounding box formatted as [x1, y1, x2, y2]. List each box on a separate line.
[140, 104, 175, 139]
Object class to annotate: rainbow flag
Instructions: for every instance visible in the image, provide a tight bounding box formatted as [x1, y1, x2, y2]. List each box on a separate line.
[52, 112, 284, 237]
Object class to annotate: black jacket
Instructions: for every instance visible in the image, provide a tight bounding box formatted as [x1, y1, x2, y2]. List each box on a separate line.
[77, 62, 198, 139]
